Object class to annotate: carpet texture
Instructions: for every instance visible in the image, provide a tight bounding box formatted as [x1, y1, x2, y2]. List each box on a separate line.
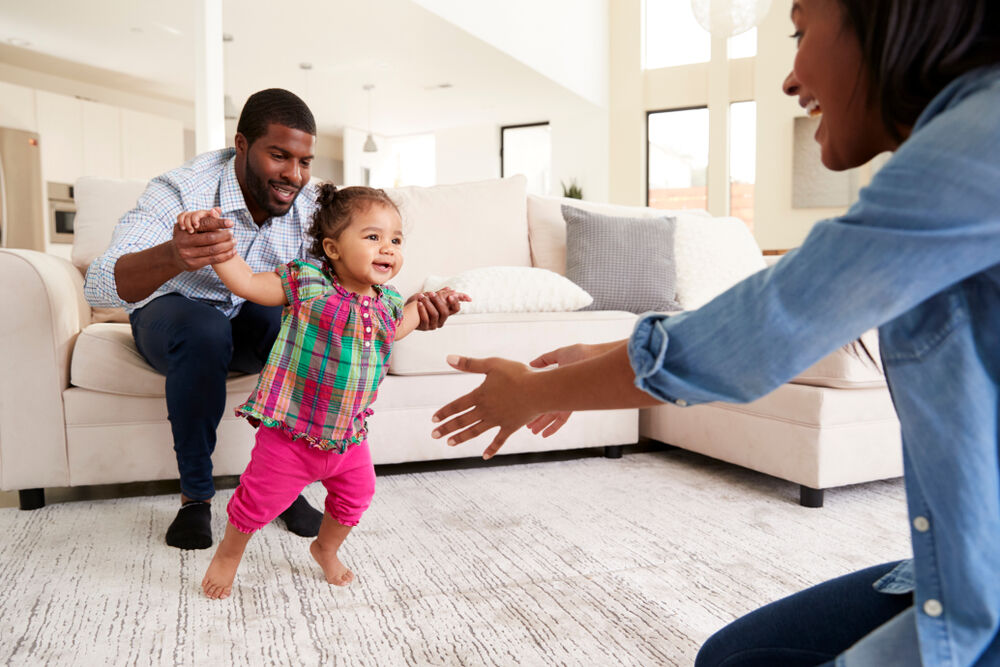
[0, 450, 909, 666]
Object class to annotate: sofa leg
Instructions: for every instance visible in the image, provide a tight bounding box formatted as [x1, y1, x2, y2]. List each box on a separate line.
[799, 485, 824, 508]
[604, 445, 623, 459]
[18, 488, 45, 510]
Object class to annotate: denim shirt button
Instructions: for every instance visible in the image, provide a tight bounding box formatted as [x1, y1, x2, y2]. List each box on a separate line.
[923, 599, 943, 617]
[913, 516, 930, 532]
[676, 399, 688, 407]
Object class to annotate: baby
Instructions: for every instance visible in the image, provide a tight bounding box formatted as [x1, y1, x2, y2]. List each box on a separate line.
[178, 183, 468, 598]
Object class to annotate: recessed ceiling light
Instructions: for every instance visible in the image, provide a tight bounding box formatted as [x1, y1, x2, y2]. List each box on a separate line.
[7, 37, 32, 47]
[222, 33, 234, 43]
[299, 63, 313, 70]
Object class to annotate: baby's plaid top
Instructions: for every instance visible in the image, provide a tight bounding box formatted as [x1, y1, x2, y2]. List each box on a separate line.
[237, 258, 404, 452]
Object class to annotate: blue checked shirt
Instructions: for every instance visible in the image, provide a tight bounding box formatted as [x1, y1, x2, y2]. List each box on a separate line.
[629, 65, 1000, 666]
[84, 148, 317, 318]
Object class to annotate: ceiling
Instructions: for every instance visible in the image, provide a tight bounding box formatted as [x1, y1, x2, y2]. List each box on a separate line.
[0, 0, 597, 136]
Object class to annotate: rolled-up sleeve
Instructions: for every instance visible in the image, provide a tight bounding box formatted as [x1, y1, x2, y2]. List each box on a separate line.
[83, 178, 183, 308]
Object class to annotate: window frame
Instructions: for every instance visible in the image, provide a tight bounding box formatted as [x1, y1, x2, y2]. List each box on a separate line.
[645, 105, 709, 208]
[499, 121, 551, 178]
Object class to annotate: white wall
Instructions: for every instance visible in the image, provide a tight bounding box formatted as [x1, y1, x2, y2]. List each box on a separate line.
[435, 124, 500, 185]
[411, 0, 609, 108]
[551, 107, 609, 202]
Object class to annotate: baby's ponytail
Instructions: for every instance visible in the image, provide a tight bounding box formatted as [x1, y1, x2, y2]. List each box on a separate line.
[316, 182, 339, 209]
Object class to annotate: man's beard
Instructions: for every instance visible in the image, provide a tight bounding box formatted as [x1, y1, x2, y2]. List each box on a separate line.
[245, 152, 299, 219]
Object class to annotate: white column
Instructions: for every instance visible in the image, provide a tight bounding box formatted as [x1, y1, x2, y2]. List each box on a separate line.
[707, 34, 731, 217]
[194, 0, 225, 154]
[608, 0, 644, 206]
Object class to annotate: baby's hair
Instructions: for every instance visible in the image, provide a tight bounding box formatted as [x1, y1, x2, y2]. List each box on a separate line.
[308, 183, 401, 259]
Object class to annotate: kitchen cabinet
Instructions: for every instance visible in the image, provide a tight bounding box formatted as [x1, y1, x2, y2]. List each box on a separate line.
[35, 90, 83, 184]
[120, 108, 184, 181]
[0, 81, 38, 132]
[82, 101, 122, 179]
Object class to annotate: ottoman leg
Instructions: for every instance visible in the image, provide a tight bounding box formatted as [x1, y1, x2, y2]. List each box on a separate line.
[799, 485, 824, 508]
[19, 488, 45, 510]
[604, 445, 624, 459]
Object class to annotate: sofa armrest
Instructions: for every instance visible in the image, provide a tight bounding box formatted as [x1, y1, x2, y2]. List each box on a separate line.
[0, 249, 91, 490]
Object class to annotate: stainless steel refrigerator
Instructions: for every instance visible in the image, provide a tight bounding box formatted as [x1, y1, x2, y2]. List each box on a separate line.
[0, 127, 46, 251]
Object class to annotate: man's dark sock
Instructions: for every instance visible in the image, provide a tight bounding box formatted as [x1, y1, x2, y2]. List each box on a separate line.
[165, 501, 213, 550]
[278, 494, 322, 537]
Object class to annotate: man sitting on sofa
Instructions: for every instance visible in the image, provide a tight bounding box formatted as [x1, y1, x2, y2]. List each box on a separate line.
[84, 88, 458, 550]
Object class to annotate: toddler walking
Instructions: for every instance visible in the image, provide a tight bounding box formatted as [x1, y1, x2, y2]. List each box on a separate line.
[182, 184, 468, 599]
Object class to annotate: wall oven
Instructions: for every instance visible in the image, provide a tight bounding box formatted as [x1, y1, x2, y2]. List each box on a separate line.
[48, 181, 75, 244]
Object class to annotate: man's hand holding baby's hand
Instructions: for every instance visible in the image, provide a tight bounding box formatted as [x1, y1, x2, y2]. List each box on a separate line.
[172, 207, 236, 271]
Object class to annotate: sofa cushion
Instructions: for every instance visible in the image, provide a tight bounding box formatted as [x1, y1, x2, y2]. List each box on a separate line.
[526, 195, 765, 309]
[386, 175, 530, 299]
[388, 311, 637, 375]
[72, 177, 148, 272]
[71, 323, 259, 397]
[562, 205, 681, 314]
[423, 266, 592, 314]
[791, 330, 885, 389]
[527, 194, 710, 275]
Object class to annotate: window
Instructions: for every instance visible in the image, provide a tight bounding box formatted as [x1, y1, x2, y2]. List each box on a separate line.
[729, 101, 756, 229]
[728, 28, 757, 59]
[644, 1, 758, 69]
[501, 123, 551, 196]
[643, 0, 710, 69]
[647, 107, 709, 211]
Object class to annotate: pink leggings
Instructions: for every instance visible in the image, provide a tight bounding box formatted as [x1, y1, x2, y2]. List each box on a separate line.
[227, 426, 376, 534]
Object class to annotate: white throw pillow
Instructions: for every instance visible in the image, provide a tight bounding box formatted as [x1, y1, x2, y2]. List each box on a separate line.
[672, 215, 767, 310]
[423, 266, 593, 314]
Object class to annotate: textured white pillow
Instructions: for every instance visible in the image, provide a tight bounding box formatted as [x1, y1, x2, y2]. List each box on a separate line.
[423, 266, 592, 314]
[673, 215, 767, 310]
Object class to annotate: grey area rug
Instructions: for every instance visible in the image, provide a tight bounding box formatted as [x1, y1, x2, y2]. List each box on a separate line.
[0, 450, 909, 666]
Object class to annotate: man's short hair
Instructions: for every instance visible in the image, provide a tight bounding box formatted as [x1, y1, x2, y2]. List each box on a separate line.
[236, 88, 316, 146]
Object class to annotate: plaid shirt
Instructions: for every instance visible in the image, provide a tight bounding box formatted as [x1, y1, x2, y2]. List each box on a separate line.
[237, 259, 404, 452]
[84, 148, 317, 318]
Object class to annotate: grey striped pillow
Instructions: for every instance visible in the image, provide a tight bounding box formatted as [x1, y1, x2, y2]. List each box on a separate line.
[562, 205, 681, 313]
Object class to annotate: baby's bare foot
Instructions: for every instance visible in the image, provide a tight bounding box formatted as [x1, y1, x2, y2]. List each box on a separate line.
[310, 539, 355, 586]
[202, 550, 241, 599]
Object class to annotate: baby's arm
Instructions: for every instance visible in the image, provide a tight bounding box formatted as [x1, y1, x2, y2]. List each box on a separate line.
[395, 288, 470, 340]
[214, 257, 287, 307]
[176, 208, 286, 306]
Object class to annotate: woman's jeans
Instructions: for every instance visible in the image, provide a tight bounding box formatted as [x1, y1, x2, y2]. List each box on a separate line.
[130, 294, 281, 501]
[695, 561, 913, 667]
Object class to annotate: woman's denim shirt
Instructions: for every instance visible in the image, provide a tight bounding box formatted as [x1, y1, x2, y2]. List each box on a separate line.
[629, 66, 1000, 666]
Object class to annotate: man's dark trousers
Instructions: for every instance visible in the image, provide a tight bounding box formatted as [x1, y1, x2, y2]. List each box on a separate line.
[130, 293, 281, 500]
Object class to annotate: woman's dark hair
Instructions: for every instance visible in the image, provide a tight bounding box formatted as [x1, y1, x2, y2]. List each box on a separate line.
[308, 183, 400, 259]
[837, 0, 1000, 142]
[236, 88, 316, 146]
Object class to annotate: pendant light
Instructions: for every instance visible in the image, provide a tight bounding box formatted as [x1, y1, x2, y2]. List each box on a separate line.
[363, 84, 378, 153]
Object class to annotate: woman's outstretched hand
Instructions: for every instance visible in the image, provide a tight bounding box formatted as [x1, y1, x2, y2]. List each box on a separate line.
[523, 343, 595, 438]
[431, 355, 542, 460]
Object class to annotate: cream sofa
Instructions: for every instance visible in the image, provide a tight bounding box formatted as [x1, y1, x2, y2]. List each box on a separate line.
[0, 175, 902, 511]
